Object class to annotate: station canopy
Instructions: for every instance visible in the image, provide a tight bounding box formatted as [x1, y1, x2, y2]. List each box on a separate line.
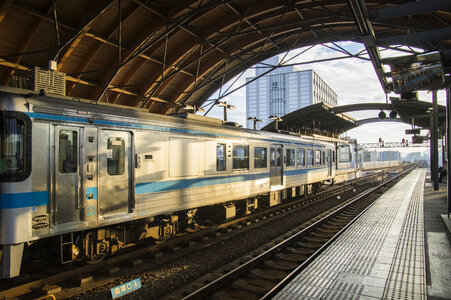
[261, 103, 358, 138]
[391, 98, 446, 130]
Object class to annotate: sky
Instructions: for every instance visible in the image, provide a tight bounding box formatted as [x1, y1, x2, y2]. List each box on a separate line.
[203, 42, 446, 154]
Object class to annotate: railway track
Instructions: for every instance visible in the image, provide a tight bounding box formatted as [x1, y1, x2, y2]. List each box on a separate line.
[168, 164, 417, 300]
[0, 165, 410, 299]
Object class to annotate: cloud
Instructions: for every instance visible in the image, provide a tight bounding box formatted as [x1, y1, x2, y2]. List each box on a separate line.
[204, 42, 447, 146]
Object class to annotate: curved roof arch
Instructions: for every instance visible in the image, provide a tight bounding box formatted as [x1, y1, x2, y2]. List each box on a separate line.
[0, 0, 450, 114]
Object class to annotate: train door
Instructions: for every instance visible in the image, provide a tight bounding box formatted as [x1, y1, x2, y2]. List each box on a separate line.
[98, 130, 132, 217]
[54, 126, 82, 224]
[328, 149, 333, 177]
[270, 144, 283, 186]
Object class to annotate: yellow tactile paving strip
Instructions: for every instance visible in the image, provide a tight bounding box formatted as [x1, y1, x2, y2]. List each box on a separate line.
[274, 168, 426, 300]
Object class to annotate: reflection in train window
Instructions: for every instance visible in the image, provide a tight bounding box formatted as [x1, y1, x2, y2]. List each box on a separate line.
[307, 149, 314, 166]
[1, 117, 24, 175]
[315, 150, 321, 165]
[59, 130, 77, 173]
[254, 147, 267, 168]
[286, 149, 295, 166]
[297, 148, 305, 167]
[216, 143, 226, 171]
[233, 145, 249, 170]
[107, 137, 125, 175]
[270, 147, 282, 167]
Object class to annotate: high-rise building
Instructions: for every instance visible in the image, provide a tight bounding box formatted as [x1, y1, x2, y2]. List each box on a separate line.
[246, 56, 338, 130]
[378, 151, 401, 161]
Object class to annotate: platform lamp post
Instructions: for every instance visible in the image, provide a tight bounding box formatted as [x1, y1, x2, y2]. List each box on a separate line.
[247, 117, 262, 130]
[269, 116, 283, 131]
[216, 101, 235, 122]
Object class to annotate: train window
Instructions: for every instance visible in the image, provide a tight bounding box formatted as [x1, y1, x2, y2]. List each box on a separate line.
[0, 112, 31, 181]
[286, 149, 295, 166]
[322, 151, 326, 165]
[254, 147, 267, 168]
[297, 149, 305, 167]
[217, 143, 226, 171]
[270, 147, 282, 167]
[233, 145, 249, 170]
[306, 149, 314, 166]
[333, 150, 336, 162]
[107, 137, 125, 175]
[315, 150, 321, 165]
[59, 130, 78, 173]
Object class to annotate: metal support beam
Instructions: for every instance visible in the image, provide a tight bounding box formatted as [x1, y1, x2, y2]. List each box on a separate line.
[346, 0, 389, 93]
[379, 27, 451, 46]
[431, 90, 439, 190]
[368, 0, 451, 21]
[331, 103, 394, 114]
[53, 0, 114, 62]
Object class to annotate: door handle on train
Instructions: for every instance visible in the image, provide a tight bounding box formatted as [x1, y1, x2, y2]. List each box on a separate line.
[75, 175, 81, 209]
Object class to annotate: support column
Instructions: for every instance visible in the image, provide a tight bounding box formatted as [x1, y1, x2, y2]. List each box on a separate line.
[447, 87, 451, 216]
[442, 132, 446, 166]
[431, 90, 439, 190]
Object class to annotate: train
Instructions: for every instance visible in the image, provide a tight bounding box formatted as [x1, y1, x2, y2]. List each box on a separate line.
[0, 86, 340, 278]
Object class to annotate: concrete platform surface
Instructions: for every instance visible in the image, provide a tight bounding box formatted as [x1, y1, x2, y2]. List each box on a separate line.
[274, 168, 451, 300]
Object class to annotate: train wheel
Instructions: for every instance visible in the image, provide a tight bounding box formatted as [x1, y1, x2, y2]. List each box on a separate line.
[80, 232, 107, 264]
[153, 237, 169, 244]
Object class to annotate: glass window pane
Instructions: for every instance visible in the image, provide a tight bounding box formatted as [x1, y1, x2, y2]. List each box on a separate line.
[107, 137, 125, 175]
[297, 149, 305, 167]
[254, 147, 267, 168]
[216, 143, 226, 171]
[315, 150, 321, 165]
[286, 149, 295, 166]
[233, 145, 249, 170]
[59, 130, 77, 173]
[0, 118, 25, 175]
[307, 149, 314, 166]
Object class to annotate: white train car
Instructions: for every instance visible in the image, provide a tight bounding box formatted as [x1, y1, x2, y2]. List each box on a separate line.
[0, 86, 336, 278]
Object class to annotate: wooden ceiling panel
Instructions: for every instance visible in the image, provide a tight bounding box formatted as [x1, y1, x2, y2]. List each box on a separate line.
[0, 0, 449, 114]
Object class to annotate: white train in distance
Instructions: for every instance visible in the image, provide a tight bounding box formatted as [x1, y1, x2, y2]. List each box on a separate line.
[1, 86, 372, 279]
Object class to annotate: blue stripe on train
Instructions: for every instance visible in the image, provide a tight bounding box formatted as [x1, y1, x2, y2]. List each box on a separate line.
[135, 172, 270, 194]
[0, 168, 329, 208]
[284, 167, 327, 176]
[135, 168, 327, 194]
[0, 191, 49, 209]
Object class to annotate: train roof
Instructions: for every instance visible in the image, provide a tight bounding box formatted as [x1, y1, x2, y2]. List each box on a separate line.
[0, 86, 344, 145]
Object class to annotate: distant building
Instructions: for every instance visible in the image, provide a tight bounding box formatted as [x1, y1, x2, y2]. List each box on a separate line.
[379, 151, 401, 161]
[364, 150, 378, 162]
[246, 56, 338, 130]
[403, 151, 432, 166]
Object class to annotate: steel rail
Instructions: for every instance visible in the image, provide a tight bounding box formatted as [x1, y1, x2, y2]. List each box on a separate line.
[181, 163, 418, 300]
[0, 165, 408, 299]
[261, 163, 419, 299]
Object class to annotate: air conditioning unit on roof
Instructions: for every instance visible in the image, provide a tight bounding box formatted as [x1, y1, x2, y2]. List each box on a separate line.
[32, 67, 66, 96]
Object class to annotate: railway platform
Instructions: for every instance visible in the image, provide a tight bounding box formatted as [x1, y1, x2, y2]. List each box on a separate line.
[272, 168, 451, 300]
